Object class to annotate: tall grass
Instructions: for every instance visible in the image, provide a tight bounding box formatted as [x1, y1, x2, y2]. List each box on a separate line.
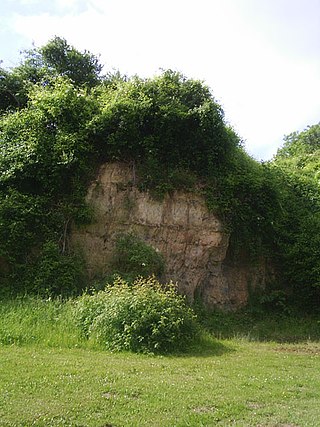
[1, 297, 319, 351]
[197, 307, 320, 342]
[0, 296, 97, 349]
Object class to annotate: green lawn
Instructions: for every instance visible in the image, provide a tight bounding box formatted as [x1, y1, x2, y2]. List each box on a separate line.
[0, 297, 319, 426]
[1, 340, 319, 426]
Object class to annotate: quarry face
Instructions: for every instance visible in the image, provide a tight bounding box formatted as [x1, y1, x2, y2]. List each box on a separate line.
[71, 162, 268, 310]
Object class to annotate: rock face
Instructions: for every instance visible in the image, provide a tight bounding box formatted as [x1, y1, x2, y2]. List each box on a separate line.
[71, 162, 269, 310]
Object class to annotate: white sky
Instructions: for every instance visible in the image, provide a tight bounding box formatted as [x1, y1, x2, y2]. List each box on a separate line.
[1, 0, 319, 160]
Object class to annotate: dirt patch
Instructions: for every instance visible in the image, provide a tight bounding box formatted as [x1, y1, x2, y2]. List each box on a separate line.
[256, 424, 300, 427]
[274, 343, 320, 355]
[247, 401, 265, 410]
[102, 391, 117, 399]
[193, 406, 216, 414]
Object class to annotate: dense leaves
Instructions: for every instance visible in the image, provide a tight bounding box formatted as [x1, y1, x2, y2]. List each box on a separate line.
[73, 276, 200, 353]
[40, 36, 103, 87]
[0, 78, 97, 194]
[271, 124, 320, 309]
[90, 71, 236, 179]
[0, 36, 103, 114]
[110, 233, 164, 281]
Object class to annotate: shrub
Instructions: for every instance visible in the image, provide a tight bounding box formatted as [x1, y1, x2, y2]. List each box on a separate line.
[26, 241, 86, 297]
[110, 233, 164, 280]
[72, 290, 109, 338]
[73, 276, 200, 353]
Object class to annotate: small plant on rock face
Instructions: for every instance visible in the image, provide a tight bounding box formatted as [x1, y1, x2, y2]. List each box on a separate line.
[110, 233, 164, 281]
[73, 276, 200, 353]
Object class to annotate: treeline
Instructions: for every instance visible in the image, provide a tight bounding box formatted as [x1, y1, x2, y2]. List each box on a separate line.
[0, 37, 319, 311]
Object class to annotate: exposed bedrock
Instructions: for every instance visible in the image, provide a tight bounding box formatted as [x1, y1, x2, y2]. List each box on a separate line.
[71, 162, 270, 310]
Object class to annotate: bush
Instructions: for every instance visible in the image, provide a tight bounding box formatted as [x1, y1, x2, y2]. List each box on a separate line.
[73, 276, 200, 353]
[110, 233, 164, 280]
[26, 241, 86, 297]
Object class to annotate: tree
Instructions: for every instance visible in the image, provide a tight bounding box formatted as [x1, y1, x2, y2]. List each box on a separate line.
[0, 67, 22, 110]
[40, 36, 103, 87]
[0, 37, 103, 113]
[271, 124, 320, 310]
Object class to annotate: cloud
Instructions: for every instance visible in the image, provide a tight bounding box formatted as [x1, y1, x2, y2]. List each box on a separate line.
[11, 0, 41, 5]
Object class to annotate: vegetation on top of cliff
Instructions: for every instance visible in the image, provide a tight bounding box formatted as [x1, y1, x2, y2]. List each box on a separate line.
[270, 123, 320, 310]
[0, 37, 319, 311]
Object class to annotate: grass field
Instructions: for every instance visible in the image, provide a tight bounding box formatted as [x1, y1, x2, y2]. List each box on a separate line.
[0, 297, 319, 426]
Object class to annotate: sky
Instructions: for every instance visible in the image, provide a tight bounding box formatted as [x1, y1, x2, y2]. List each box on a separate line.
[0, 0, 319, 160]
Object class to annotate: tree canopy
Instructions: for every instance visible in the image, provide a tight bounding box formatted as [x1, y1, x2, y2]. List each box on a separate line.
[270, 123, 320, 310]
[0, 36, 103, 113]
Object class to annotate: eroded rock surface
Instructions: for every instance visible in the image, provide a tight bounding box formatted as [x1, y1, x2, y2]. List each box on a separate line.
[71, 162, 268, 309]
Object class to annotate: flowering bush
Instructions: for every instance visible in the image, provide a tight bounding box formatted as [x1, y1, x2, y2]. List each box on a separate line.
[73, 276, 200, 353]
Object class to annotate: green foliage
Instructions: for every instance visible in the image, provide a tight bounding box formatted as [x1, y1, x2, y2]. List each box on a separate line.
[0, 76, 98, 196]
[0, 37, 103, 114]
[0, 190, 51, 261]
[0, 38, 319, 313]
[196, 304, 320, 342]
[257, 290, 291, 314]
[210, 150, 281, 253]
[73, 276, 200, 353]
[275, 123, 320, 167]
[90, 71, 237, 176]
[271, 123, 320, 310]
[0, 75, 98, 294]
[40, 36, 103, 87]
[0, 296, 82, 347]
[25, 241, 86, 297]
[72, 289, 108, 339]
[0, 56, 246, 296]
[110, 233, 164, 280]
[0, 66, 25, 111]
[89, 70, 277, 248]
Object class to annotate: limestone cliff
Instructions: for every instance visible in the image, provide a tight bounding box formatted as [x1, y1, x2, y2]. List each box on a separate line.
[71, 162, 269, 310]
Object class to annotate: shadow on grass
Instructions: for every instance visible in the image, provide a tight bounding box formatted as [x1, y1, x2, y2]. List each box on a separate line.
[198, 310, 320, 344]
[170, 334, 235, 358]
